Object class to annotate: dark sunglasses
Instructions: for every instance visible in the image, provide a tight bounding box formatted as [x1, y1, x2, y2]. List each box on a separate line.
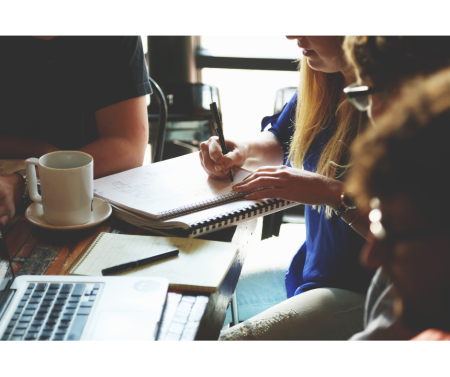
[343, 83, 380, 111]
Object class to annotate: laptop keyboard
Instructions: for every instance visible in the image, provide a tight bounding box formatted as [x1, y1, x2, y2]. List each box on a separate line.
[157, 292, 209, 341]
[1, 282, 99, 341]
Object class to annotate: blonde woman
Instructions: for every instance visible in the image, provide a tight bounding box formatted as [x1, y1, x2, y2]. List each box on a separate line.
[200, 36, 372, 340]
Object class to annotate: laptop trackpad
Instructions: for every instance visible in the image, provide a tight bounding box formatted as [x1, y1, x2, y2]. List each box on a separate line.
[90, 311, 159, 341]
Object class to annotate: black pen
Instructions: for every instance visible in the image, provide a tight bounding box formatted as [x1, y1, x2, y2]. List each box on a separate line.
[101, 248, 179, 276]
[210, 102, 234, 182]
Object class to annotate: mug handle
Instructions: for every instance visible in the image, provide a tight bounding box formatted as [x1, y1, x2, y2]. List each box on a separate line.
[25, 158, 42, 204]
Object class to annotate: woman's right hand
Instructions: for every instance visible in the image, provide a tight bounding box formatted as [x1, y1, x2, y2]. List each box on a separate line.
[199, 136, 248, 179]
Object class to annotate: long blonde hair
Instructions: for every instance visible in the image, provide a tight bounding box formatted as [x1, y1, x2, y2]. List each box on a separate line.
[288, 56, 367, 217]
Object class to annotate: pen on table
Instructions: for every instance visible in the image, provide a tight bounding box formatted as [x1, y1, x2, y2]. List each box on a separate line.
[210, 102, 234, 182]
[101, 248, 179, 276]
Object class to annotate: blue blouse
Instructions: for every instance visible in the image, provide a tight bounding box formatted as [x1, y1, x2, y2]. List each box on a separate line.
[261, 92, 373, 298]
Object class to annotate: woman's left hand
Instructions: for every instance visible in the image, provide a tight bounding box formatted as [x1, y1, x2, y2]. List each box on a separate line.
[232, 165, 343, 208]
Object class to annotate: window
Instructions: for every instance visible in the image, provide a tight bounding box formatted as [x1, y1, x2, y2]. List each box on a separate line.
[199, 37, 300, 139]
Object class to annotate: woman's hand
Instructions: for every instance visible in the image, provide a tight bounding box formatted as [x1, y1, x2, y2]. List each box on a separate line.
[199, 136, 249, 180]
[232, 165, 343, 208]
[0, 174, 24, 227]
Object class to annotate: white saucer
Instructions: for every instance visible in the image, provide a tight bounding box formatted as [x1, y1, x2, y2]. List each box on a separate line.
[25, 198, 112, 231]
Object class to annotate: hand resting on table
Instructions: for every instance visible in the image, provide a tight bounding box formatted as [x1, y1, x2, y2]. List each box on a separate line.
[232, 165, 344, 208]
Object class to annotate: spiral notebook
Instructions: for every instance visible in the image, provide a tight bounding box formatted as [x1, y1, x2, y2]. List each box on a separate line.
[94, 152, 299, 237]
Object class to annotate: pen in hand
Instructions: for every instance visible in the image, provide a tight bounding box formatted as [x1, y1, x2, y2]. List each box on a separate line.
[210, 102, 234, 182]
[101, 248, 179, 276]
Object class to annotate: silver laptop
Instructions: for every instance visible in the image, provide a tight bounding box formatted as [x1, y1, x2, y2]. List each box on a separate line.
[0, 229, 169, 341]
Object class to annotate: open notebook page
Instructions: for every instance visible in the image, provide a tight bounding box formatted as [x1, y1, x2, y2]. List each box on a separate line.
[94, 152, 252, 219]
[70, 233, 239, 292]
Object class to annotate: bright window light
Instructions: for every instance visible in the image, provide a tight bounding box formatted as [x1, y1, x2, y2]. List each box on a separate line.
[201, 37, 300, 139]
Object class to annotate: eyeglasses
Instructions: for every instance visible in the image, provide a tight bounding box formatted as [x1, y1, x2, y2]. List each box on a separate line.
[343, 83, 380, 111]
[369, 197, 448, 245]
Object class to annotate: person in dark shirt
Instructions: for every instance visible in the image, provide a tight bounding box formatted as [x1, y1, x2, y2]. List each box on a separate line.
[0, 36, 151, 227]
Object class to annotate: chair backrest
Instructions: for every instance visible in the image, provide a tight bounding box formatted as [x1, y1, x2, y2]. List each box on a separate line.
[148, 77, 168, 163]
[148, 83, 220, 161]
[274, 87, 297, 113]
[261, 86, 300, 240]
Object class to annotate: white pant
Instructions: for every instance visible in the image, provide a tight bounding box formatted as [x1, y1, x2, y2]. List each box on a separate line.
[220, 287, 366, 340]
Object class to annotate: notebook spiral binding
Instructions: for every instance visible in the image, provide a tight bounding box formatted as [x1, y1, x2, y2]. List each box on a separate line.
[158, 189, 264, 221]
[190, 198, 292, 236]
[69, 232, 106, 274]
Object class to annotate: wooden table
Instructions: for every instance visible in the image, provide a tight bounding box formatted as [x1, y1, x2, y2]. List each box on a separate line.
[2, 210, 258, 340]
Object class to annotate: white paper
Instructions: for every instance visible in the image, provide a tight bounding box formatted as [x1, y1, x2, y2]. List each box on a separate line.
[94, 152, 252, 219]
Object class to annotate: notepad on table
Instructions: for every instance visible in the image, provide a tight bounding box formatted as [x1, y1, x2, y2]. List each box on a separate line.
[93, 152, 300, 237]
[69, 232, 239, 293]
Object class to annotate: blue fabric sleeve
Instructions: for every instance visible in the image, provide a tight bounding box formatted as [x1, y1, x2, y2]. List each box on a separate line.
[261, 92, 297, 165]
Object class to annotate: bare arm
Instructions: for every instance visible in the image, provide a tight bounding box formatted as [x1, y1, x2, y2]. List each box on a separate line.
[232, 165, 370, 240]
[0, 95, 148, 179]
[0, 95, 148, 225]
[79, 96, 149, 178]
[199, 131, 284, 179]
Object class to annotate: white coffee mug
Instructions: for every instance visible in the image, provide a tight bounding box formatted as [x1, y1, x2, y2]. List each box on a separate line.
[25, 151, 94, 226]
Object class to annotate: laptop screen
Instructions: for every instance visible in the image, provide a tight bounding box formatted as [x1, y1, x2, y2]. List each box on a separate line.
[0, 229, 14, 297]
